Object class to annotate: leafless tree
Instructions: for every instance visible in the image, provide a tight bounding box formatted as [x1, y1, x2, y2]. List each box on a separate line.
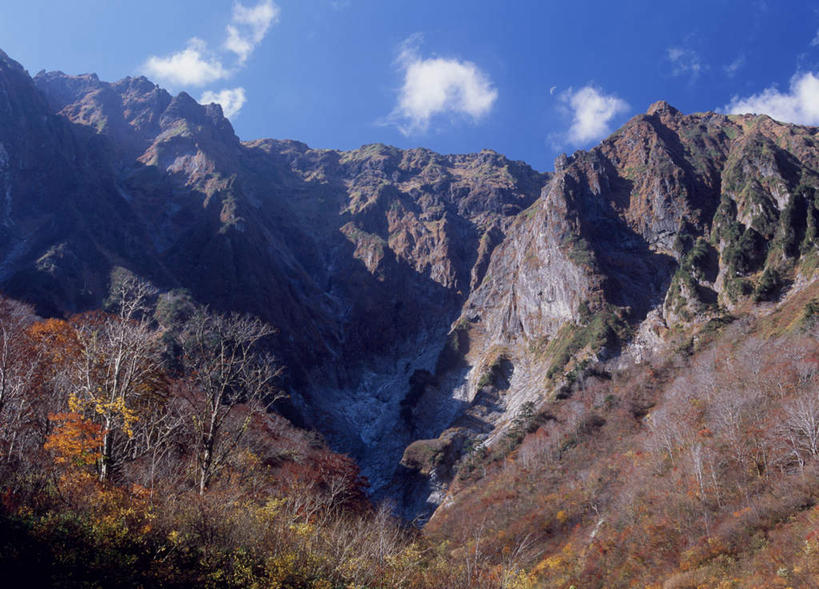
[645, 407, 683, 464]
[464, 518, 487, 588]
[71, 274, 163, 482]
[497, 533, 533, 588]
[123, 391, 187, 497]
[518, 428, 559, 473]
[178, 308, 284, 494]
[778, 393, 819, 470]
[0, 297, 39, 469]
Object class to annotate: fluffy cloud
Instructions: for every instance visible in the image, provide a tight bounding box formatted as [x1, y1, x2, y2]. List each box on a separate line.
[811, 29, 819, 47]
[724, 71, 819, 125]
[390, 37, 497, 135]
[143, 38, 228, 86]
[142, 1, 278, 87]
[560, 85, 629, 145]
[200, 87, 247, 119]
[224, 0, 279, 64]
[667, 46, 705, 80]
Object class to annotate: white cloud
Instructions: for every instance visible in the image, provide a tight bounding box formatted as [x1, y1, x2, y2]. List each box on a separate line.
[724, 71, 819, 125]
[143, 38, 228, 86]
[224, 0, 279, 64]
[667, 46, 705, 80]
[200, 87, 247, 119]
[389, 36, 497, 135]
[811, 29, 819, 47]
[560, 85, 629, 145]
[142, 1, 277, 88]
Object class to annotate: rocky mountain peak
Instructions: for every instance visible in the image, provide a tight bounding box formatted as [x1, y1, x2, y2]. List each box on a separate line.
[160, 91, 237, 141]
[0, 52, 49, 122]
[0, 49, 27, 74]
[646, 99, 680, 116]
[31, 70, 237, 171]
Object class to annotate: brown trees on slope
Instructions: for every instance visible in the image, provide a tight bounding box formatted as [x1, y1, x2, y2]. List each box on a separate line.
[177, 308, 284, 494]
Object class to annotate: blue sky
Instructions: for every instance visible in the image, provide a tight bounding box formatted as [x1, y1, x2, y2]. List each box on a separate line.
[3, 0, 819, 171]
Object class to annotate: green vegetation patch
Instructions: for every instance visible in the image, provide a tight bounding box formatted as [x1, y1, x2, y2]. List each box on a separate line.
[563, 233, 596, 269]
[545, 305, 631, 381]
[401, 437, 450, 474]
[753, 267, 782, 302]
[435, 320, 470, 374]
[799, 298, 819, 330]
[666, 237, 719, 317]
[476, 347, 512, 389]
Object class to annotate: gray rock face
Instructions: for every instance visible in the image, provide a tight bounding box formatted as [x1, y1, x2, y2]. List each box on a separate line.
[464, 177, 597, 345]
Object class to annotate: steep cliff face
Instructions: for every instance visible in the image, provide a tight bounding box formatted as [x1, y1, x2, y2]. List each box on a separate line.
[1, 49, 817, 516]
[402, 101, 819, 517]
[462, 101, 816, 353]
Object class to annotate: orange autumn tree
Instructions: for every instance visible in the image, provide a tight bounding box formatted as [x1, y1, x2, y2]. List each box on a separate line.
[29, 317, 87, 470]
[44, 406, 103, 468]
[31, 275, 170, 482]
[28, 317, 81, 365]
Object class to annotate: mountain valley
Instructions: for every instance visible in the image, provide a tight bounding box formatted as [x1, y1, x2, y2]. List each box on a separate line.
[1, 47, 818, 587]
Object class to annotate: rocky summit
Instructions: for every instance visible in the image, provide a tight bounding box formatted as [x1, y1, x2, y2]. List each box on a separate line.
[0, 46, 817, 529]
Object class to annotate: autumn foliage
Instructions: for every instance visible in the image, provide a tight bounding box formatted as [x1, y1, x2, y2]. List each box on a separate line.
[1, 273, 818, 587]
[44, 410, 103, 467]
[0, 283, 502, 588]
[426, 308, 819, 588]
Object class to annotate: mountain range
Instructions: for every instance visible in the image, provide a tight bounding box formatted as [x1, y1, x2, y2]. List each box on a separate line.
[0, 44, 817, 539]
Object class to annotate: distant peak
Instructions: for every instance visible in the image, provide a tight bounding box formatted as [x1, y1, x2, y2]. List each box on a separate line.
[646, 100, 679, 116]
[0, 49, 27, 74]
[174, 91, 196, 104]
